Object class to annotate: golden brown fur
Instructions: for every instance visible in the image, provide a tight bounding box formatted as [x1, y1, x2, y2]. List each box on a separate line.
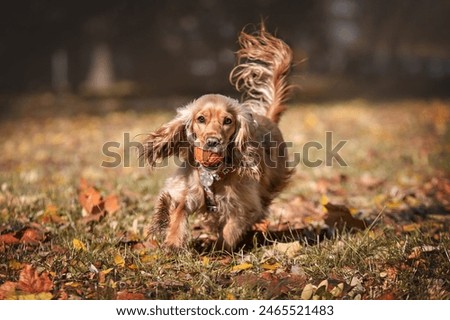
[141, 25, 293, 250]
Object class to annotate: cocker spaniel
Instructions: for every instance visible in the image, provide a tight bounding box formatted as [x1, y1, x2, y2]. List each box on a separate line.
[141, 25, 294, 250]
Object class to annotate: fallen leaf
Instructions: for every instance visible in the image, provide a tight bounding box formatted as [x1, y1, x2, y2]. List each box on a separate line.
[202, 256, 210, 267]
[0, 233, 20, 245]
[402, 223, 420, 232]
[321, 194, 329, 213]
[15, 292, 53, 300]
[98, 268, 114, 284]
[114, 254, 125, 268]
[0, 281, 17, 300]
[317, 279, 328, 289]
[301, 283, 315, 300]
[9, 260, 22, 270]
[261, 262, 282, 271]
[39, 204, 65, 224]
[273, 241, 302, 258]
[408, 245, 439, 259]
[17, 264, 53, 294]
[101, 268, 114, 275]
[89, 264, 99, 273]
[231, 262, 253, 272]
[330, 283, 344, 297]
[104, 195, 120, 215]
[79, 186, 102, 215]
[140, 254, 157, 264]
[226, 293, 236, 300]
[116, 291, 145, 300]
[72, 238, 87, 251]
[20, 228, 45, 244]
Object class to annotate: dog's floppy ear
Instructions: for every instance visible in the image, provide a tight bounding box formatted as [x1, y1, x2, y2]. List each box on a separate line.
[140, 105, 193, 167]
[231, 110, 260, 179]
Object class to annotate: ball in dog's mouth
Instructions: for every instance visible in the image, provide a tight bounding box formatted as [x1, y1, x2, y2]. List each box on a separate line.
[194, 147, 224, 167]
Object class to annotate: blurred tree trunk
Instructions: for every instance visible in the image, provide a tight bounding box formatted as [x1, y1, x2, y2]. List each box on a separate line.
[84, 42, 114, 93]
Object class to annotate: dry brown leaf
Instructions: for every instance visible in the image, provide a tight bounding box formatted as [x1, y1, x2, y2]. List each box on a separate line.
[20, 228, 45, 244]
[79, 186, 102, 214]
[104, 195, 120, 215]
[78, 179, 120, 223]
[301, 283, 315, 300]
[17, 264, 53, 294]
[116, 291, 145, 300]
[0, 281, 17, 300]
[0, 233, 20, 245]
[402, 223, 420, 232]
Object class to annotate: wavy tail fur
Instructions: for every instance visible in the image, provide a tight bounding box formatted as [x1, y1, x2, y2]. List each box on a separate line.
[230, 24, 293, 124]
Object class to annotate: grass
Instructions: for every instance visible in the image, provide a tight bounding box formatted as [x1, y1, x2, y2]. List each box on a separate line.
[0, 94, 449, 299]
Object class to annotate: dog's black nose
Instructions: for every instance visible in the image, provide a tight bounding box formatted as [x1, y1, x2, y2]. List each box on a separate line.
[206, 137, 220, 148]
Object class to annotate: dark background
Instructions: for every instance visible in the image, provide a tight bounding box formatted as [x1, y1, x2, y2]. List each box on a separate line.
[1, 0, 449, 102]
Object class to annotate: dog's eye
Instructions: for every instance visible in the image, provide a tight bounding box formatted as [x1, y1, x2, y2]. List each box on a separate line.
[197, 115, 205, 123]
[223, 117, 233, 125]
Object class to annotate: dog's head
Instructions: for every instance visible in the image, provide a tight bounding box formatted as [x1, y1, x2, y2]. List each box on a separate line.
[141, 94, 259, 177]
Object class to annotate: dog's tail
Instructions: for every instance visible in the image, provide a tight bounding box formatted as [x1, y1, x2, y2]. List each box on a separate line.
[230, 24, 293, 124]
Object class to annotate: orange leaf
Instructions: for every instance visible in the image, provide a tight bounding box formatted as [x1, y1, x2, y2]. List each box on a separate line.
[20, 228, 45, 244]
[79, 186, 103, 214]
[17, 264, 53, 294]
[116, 291, 145, 300]
[0, 281, 17, 300]
[104, 195, 120, 214]
[402, 223, 420, 232]
[0, 233, 20, 245]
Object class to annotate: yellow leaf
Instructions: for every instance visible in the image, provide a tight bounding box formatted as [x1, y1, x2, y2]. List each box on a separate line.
[9, 260, 22, 270]
[109, 279, 117, 289]
[13, 292, 53, 300]
[402, 223, 420, 232]
[386, 200, 403, 209]
[100, 268, 114, 275]
[64, 281, 82, 288]
[72, 238, 86, 251]
[226, 293, 236, 300]
[114, 254, 125, 268]
[321, 194, 329, 213]
[231, 262, 253, 272]
[202, 256, 210, 267]
[128, 264, 138, 270]
[140, 254, 157, 264]
[261, 262, 281, 270]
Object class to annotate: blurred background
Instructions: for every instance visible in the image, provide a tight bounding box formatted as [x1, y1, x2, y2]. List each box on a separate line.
[1, 0, 449, 118]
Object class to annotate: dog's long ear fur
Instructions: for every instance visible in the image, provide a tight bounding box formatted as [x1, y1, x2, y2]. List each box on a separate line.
[231, 110, 260, 179]
[140, 105, 193, 167]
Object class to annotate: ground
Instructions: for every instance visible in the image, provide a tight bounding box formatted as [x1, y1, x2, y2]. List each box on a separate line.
[0, 94, 449, 299]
